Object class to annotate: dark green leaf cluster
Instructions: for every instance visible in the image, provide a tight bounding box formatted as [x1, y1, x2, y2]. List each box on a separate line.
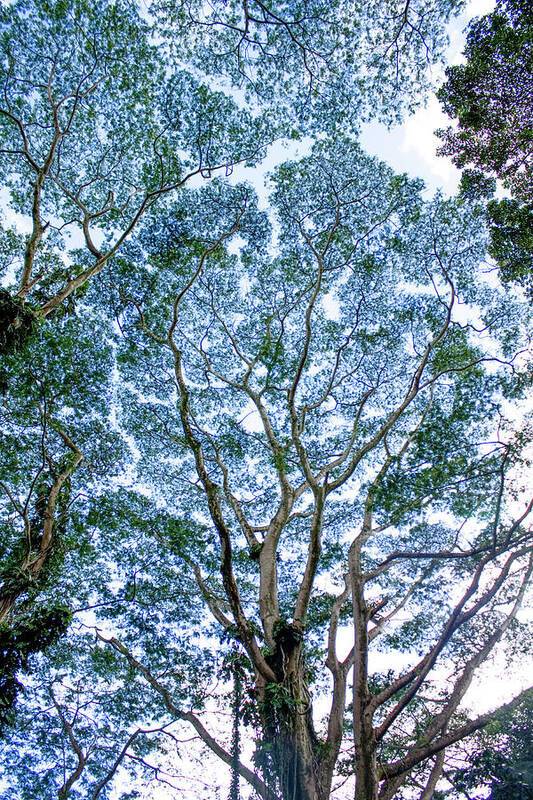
[0, 604, 71, 731]
[437, 0, 532, 292]
[447, 694, 533, 799]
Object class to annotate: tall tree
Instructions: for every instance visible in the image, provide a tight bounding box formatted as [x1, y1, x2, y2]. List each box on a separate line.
[0, 307, 125, 728]
[19, 139, 525, 800]
[0, 4, 531, 800]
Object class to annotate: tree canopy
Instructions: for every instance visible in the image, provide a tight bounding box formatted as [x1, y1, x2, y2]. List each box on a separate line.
[0, 2, 531, 800]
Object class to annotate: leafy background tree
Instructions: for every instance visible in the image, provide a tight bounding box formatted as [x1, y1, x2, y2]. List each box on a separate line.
[438, 0, 533, 294]
[0, 307, 126, 729]
[444, 697, 533, 798]
[154, 0, 464, 130]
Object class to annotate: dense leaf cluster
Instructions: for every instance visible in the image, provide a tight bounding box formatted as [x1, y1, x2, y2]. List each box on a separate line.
[438, 0, 532, 294]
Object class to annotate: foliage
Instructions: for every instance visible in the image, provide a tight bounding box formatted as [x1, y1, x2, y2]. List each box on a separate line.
[487, 198, 533, 294]
[438, 0, 532, 292]
[0, 0, 268, 336]
[0, 2, 531, 800]
[0, 291, 39, 354]
[0, 604, 71, 731]
[438, 0, 532, 199]
[155, 0, 465, 131]
[447, 694, 533, 799]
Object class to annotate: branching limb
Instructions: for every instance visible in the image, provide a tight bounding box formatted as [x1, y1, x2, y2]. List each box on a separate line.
[0, 421, 83, 623]
[96, 633, 275, 800]
[169, 315, 275, 681]
[185, 557, 233, 630]
[51, 692, 88, 799]
[371, 544, 532, 737]
[379, 686, 533, 781]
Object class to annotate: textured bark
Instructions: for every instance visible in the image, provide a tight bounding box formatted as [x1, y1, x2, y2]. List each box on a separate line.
[258, 634, 330, 800]
[351, 529, 379, 800]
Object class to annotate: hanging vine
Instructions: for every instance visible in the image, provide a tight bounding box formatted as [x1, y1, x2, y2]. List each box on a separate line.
[229, 655, 242, 800]
[221, 641, 254, 800]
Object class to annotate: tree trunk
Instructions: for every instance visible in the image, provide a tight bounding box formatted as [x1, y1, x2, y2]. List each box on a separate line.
[355, 740, 379, 800]
[257, 626, 329, 800]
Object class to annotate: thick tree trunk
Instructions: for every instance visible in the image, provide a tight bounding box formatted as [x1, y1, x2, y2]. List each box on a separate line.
[257, 627, 330, 800]
[355, 742, 379, 800]
[272, 714, 320, 800]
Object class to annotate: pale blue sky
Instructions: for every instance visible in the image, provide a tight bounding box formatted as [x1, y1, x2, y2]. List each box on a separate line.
[360, 0, 496, 196]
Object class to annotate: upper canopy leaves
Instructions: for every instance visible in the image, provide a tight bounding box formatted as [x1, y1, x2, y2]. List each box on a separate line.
[155, 0, 465, 130]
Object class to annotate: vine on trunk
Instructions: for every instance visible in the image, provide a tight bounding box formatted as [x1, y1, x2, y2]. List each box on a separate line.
[255, 622, 319, 800]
